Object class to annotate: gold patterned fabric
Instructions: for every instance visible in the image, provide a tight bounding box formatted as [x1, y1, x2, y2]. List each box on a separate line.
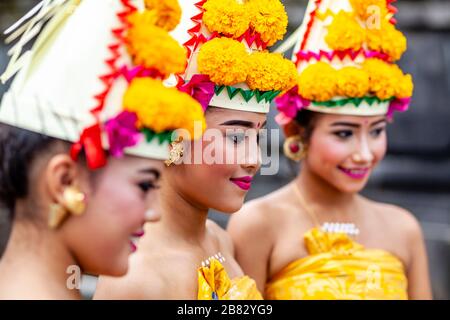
[197, 259, 263, 300]
[265, 228, 408, 300]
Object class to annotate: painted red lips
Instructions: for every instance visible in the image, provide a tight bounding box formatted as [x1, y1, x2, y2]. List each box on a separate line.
[230, 176, 253, 191]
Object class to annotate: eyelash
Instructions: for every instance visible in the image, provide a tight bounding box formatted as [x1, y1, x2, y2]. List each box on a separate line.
[227, 133, 245, 145]
[370, 127, 385, 137]
[138, 181, 159, 193]
[333, 130, 353, 139]
[333, 127, 385, 139]
[227, 134, 263, 146]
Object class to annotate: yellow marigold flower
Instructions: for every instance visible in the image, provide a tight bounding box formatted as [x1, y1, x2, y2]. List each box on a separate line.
[389, 64, 414, 98]
[144, 0, 182, 31]
[336, 67, 369, 98]
[298, 62, 338, 102]
[246, 52, 297, 92]
[396, 73, 414, 98]
[349, 0, 388, 20]
[127, 12, 187, 77]
[247, 0, 288, 46]
[203, 0, 251, 38]
[198, 38, 249, 86]
[366, 21, 407, 61]
[123, 78, 206, 139]
[325, 11, 365, 51]
[363, 58, 397, 100]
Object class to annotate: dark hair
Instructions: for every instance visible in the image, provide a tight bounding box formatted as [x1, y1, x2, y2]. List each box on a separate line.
[0, 124, 62, 218]
[294, 109, 320, 143]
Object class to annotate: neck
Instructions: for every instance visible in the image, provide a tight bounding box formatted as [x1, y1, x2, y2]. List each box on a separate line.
[295, 163, 360, 221]
[158, 177, 209, 246]
[0, 220, 81, 299]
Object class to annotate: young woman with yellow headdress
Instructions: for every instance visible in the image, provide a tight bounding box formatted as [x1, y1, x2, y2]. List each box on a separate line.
[0, 0, 204, 299]
[228, 0, 432, 300]
[94, 0, 297, 300]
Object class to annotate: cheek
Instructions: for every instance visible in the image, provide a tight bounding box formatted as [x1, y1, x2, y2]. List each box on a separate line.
[176, 136, 248, 211]
[185, 162, 235, 193]
[190, 163, 244, 212]
[192, 136, 239, 176]
[65, 186, 144, 276]
[87, 180, 145, 232]
[308, 134, 350, 168]
[372, 135, 387, 163]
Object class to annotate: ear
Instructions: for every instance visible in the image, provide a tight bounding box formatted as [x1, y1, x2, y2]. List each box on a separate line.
[44, 153, 85, 206]
[282, 121, 304, 138]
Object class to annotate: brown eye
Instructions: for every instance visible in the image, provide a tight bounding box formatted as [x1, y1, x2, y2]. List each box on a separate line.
[138, 181, 159, 193]
[333, 130, 353, 139]
[370, 127, 385, 138]
[227, 133, 245, 144]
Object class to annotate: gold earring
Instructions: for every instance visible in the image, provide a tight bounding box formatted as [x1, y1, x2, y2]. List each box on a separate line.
[63, 187, 86, 216]
[283, 135, 307, 162]
[48, 187, 86, 229]
[165, 136, 184, 167]
[48, 203, 68, 229]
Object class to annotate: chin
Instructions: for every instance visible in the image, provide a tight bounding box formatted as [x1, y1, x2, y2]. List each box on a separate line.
[335, 180, 368, 194]
[214, 199, 244, 214]
[101, 248, 130, 277]
[103, 260, 128, 277]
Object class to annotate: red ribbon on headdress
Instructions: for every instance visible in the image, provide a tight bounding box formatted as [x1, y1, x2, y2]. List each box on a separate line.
[70, 124, 107, 170]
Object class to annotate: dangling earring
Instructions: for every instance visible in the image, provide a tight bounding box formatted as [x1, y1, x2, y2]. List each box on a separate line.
[48, 187, 86, 229]
[165, 136, 184, 167]
[48, 203, 67, 229]
[283, 135, 307, 162]
[63, 186, 86, 216]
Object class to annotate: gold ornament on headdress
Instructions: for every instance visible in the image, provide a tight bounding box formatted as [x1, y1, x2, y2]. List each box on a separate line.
[165, 136, 184, 167]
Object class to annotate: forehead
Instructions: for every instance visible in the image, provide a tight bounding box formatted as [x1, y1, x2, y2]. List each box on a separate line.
[315, 114, 386, 126]
[205, 107, 267, 127]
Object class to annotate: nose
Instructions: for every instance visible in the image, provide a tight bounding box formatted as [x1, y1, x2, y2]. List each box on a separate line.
[145, 208, 161, 222]
[352, 136, 374, 164]
[144, 193, 162, 223]
[241, 132, 261, 171]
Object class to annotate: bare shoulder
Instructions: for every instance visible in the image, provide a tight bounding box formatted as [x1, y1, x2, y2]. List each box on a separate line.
[361, 196, 424, 247]
[228, 183, 294, 234]
[227, 183, 298, 259]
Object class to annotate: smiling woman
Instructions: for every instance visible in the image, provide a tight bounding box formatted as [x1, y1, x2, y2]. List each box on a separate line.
[228, 0, 432, 300]
[0, 0, 204, 299]
[93, 0, 294, 300]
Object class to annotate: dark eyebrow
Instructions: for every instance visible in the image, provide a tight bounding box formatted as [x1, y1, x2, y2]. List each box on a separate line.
[331, 118, 387, 129]
[138, 168, 160, 180]
[219, 120, 256, 128]
[331, 122, 360, 128]
[370, 119, 387, 127]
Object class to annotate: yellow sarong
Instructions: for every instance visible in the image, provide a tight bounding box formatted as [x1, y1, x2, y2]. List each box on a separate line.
[265, 228, 408, 300]
[198, 258, 263, 300]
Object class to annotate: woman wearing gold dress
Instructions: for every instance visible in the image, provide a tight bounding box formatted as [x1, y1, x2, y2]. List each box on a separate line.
[228, 0, 432, 300]
[94, 0, 297, 300]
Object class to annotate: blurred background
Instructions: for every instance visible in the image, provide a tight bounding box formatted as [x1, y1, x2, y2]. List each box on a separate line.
[0, 0, 449, 299]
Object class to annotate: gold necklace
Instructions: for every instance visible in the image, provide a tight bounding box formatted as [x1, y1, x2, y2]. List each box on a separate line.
[292, 182, 360, 237]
